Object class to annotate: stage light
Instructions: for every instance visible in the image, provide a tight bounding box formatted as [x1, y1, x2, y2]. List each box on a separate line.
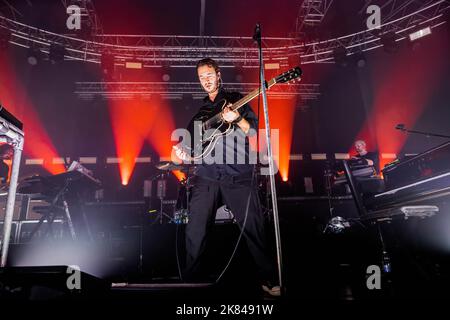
[332, 46, 348, 67]
[407, 26, 432, 51]
[233, 63, 245, 83]
[381, 32, 399, 54]
[264, 61, 280, 79]
[109, 94, 160, 187]
[125, 61, 142, 69]
[182, 93, 194, 110]
[258, 99, 294, 185]
[27, 47, 41, 66]
[49, 44, 66, 64]
[408, 26, 431, 42]
[101, 53, 115, 79]
[264, 62, 280, 70]
[354, 51, 366, 68]
[162, 66, 171, 81]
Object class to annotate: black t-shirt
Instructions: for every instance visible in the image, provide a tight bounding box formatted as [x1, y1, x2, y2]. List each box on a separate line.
[183, 89, 258, 179]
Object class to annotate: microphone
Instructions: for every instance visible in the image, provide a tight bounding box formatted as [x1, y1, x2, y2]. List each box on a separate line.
[253, 23, 261, 43]
[395, 123, 406, 131]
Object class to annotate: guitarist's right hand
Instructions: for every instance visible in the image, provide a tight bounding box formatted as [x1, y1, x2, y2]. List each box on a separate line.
[173, 145, 191, 162]
[222, 104, 240, 123]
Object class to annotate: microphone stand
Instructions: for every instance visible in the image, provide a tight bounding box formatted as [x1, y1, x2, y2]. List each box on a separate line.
[254, 24, 284, 292]
[397, 126, 450, 139]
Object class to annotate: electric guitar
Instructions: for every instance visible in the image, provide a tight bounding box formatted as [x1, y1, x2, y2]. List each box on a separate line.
[179, 66, 302, 161]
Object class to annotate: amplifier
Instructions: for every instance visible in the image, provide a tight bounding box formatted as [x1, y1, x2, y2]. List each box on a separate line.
[0, 194, 28, 221]
[0, 195, 51, 221]
[0, 221, 18, 244]
[26, 199, 51, 220]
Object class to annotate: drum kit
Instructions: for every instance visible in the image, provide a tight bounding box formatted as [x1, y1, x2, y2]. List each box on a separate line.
[154, 161, 195, 224]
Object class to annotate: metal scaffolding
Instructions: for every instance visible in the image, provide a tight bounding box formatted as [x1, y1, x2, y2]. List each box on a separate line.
[74, 81, 321, 101]
[0, 112, 25, 267]
[0, 0, 448, 67]
[295, 0, 334, 33]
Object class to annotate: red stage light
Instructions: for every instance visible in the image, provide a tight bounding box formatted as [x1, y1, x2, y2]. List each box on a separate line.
[353, 41, 449, 170]
[0, 52, 65, 174]
[108, 96, 156, 186]
[256, 98, 296, 181]
[145, 96, 182, 180]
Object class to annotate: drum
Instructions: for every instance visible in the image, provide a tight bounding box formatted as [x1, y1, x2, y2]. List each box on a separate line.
[173, 177, 193, 224]
[173, 208, 189, 224]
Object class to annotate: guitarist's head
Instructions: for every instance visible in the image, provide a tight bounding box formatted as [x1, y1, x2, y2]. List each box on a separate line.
[197, 58, 222, 98]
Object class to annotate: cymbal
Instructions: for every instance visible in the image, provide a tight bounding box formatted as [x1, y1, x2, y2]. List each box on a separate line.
[156, 161, 192, 171]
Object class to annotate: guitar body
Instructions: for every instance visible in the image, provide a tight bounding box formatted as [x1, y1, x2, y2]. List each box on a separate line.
[192, 99, 233, 158]
[193, 98, 228, 130]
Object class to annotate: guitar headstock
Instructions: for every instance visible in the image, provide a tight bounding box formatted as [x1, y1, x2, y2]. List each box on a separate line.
[274, 66, 302, 84]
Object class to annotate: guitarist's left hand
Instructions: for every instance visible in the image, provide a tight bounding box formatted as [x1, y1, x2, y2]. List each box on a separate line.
[222, 104, 240, 123]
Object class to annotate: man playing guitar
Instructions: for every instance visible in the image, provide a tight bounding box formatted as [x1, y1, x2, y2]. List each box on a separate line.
[173, 58, 280, 297]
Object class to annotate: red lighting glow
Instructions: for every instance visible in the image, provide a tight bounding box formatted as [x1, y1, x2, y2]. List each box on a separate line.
[146, 96, 184, 181]
[108, 97, 156, 186]
[0, 52, 65, 174]
[354, 41, 449, 171]
[255, 98, 296, 182]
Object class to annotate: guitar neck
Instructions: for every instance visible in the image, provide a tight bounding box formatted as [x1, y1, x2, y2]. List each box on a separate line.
[204, 79, 276, 128]
[231, 87, 262, 112]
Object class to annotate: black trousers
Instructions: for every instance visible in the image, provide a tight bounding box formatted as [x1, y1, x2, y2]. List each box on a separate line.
[184, 173, 275, 282]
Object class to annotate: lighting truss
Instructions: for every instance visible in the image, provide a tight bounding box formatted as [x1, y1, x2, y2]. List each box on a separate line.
[296, 0, 450, 63]
[0, 0, 448, 66]
[74, 81, 321, 101]
[295, 0, 334, 33]
[0, 0, 23, 21]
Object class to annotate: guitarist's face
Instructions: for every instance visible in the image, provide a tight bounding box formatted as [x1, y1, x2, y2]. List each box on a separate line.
[198, 65, 221, 95]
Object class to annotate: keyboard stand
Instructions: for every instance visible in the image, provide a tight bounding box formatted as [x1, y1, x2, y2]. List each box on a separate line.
[27, 184, 77, 242]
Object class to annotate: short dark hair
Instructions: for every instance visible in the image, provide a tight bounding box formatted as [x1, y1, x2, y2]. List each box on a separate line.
[196, 58, 220, 73]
